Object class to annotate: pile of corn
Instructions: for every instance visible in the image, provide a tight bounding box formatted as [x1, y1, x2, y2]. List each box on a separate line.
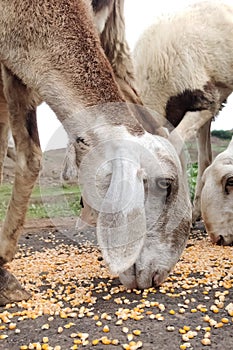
[0, 230, 232, 350]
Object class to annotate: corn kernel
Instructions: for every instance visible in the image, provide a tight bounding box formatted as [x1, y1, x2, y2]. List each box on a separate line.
[57, 327, 63, 334]
[101, 337, 111, 345]
[103, 325, 110, 333]
[122, 327, 129, 333]
[201, 338, 211, 346]
[8, 323, 17, 330]
[0, 335, 8, 340]
[41, 324, 49, 330]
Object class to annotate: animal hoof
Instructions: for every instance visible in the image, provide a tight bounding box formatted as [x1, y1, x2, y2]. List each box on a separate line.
[0, 267, 30, 306]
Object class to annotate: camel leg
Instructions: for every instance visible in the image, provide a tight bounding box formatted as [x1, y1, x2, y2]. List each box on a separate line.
[7, 146, 16, 162]
[0, 122, 9, 184]
[76, 197, 98, 231]
[192, 118, 212, 222]
[0, 77, 10, 184]
[0, 66, 42, 305]
[61, 143, 98, 230]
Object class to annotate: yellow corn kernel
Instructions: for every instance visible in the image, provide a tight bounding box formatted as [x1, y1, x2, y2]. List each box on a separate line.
[201, 338, 211, 346]
[221, 318, 229, 324]
[103, 325, 109, 333]
[101, 337, 111, 345]
[8, 323, 17, 330]
[0, 335, 8, 340]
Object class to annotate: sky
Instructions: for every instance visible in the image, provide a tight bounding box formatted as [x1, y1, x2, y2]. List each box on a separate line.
[39, 0, 233, 151]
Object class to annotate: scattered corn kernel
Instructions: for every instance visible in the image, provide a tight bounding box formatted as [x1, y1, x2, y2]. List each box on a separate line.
[201, 338, 211, 346]
[0, 335, 8, 339]
[92, 339, 99, 346]
[41, 324, 49, 330]
[103, 325, 110, 333]
[101, 337, 111, 345]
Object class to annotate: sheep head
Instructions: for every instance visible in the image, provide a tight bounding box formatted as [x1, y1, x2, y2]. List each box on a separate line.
[201, 137, 233, 246]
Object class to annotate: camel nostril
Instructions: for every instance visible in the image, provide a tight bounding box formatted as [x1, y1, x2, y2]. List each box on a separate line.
[152, 271, 162, 287]
[216, 235, 225, 246]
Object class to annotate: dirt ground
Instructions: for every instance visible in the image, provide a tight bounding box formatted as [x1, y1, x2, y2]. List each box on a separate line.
[0, 144, 232, 350]
[0, 218, 232, 350]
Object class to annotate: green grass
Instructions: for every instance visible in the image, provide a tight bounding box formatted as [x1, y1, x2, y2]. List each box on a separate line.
[0, 165, 199, 221]
[0, 184, 82, 221]
[187, 162, 198, 202]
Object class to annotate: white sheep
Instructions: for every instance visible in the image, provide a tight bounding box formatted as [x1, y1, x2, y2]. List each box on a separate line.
[133, 0, 233, 222]
[201, 137, 233, 245]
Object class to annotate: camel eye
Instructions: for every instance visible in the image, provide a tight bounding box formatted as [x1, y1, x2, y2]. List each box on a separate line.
[226, 177, 233, 186]
[156, 178, 172, 190]
[156, 178, 172, 199]
[225, 176, 233, 195]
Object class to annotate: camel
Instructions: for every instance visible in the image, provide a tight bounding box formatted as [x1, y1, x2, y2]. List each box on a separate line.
[0, 0, 211, 306]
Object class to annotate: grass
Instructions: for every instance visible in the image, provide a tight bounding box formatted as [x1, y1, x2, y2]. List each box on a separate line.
[0, 183, 82, 221]
[0, 164, 199, 221]
[187, 162, 198, 202]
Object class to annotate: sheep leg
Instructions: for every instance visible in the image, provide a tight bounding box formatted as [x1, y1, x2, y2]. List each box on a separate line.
[0, 66, 42, 304]
[192, 119, 212, 222]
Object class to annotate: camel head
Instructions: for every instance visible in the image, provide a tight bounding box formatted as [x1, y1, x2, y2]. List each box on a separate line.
[71, 103, 192, 289]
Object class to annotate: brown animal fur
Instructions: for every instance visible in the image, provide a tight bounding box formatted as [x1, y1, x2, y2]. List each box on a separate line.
[0, 0, 145, 268]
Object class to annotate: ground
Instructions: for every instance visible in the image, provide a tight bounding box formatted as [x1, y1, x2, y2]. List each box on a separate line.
[0, 141, 232, 350]
[0, 219, 232, 350]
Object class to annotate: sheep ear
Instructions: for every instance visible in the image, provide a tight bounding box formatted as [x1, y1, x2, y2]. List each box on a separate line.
[168, 111, 212, 155]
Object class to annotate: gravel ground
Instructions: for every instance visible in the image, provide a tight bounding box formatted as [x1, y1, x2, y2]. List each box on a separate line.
[0, 219, 232, 350]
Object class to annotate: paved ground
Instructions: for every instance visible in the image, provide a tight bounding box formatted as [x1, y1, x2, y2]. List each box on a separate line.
[0, 219, 232, 350]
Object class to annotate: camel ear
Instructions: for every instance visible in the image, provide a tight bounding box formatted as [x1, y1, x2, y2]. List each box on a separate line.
[61, 142, 78, 181]
[168, 111, 212, 155]
[226, 136, 233, 152]
[97, 159, 146, 275]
